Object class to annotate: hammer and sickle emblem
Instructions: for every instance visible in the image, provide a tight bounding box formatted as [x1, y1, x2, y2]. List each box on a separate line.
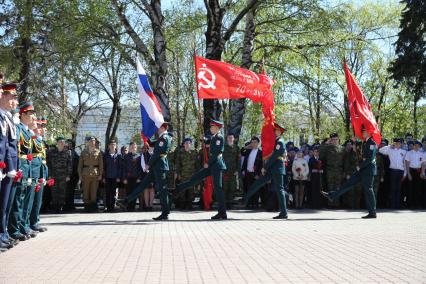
[198, 64, 216, 90]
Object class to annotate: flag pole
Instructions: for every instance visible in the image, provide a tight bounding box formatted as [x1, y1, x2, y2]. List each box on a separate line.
[193, 40, 212, 210]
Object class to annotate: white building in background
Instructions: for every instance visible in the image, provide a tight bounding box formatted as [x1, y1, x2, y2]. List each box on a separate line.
[76, 106, 141, 151]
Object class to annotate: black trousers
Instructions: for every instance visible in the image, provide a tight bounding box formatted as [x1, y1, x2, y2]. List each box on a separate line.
[244, 172, 263, 207]
[407, 168, 422, 208]
[105, 178, 118, 211]
[389, 169, 404, 209]
[125, 178, 139, 211]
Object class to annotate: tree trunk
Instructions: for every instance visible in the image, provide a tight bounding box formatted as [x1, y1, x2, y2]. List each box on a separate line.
[111, 104, 121, 143]
[111, 0, 170, 121]
[343, 94, 351, 137]
[16, 0, 33, 102]
[203, 0, 259, 134]
[413, 97, 418, 138]
[148, 0, 170, 122]
[105, 103, 117, 149]
[228, 4, 256, 140]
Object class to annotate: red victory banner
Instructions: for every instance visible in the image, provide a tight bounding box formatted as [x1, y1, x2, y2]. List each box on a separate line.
[344, 62, 381, 145]
[195, 56, 277, 158]
[195, 56, 274, 104]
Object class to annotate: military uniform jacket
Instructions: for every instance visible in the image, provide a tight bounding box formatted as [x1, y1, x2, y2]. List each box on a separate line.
[223, 144, 240, 173]
[176, 149, 199, 180]
[149, 132, 171, 171]
[359, 137, 377, 175]
[319, 143, 344, 174]
[30, 136, 46, 180]
[265, 137, 285, 175]
[78, 148, 103, 178]
[343, 149, 359, 176]
[47, 147, 72, 178]
[0, 111, 6, 164]
[0, 111, 18, 173]
[208, 134, 226, 171]
[17, 123, 33, 177]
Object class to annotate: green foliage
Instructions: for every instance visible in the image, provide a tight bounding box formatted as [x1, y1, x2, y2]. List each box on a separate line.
[1, 0, 424, 146]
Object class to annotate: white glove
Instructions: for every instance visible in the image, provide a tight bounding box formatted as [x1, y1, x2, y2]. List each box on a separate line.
[7, 170, 17, 178]
[27, 178, 32, 185]
[0, 171, 3, 181]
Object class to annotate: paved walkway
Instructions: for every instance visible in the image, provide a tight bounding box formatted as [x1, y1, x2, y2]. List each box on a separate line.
[0, 210, 425, 283]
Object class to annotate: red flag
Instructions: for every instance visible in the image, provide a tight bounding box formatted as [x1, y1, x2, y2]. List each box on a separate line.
[195, 56, 273, 103]
[202, 146, 213, 210]
[195, 56, 277, 158]
[343, 62, 381, 145]
[261, 104, 276, 159]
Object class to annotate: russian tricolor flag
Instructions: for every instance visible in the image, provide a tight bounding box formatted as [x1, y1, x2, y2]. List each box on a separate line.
[136, 58, 164, 141]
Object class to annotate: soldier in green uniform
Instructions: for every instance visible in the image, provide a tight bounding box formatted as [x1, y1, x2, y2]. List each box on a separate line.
[322, 126, 377, 218]
[223, 133, 240, 209]
[117, 122, 172, 220]
[319, 133, 344, 207]
[176, 120, 227, 220]
[29, 117, 49, 232]
[244, 122, 288, 219]
[8, 102, 37, 240]
[341, 140, 362, 209]
[175, 138, 199, 210]
[47, 137, 72, 213]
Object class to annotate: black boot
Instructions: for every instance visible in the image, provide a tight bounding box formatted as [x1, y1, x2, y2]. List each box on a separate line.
[152, 214, 168, 221]
[361, 213, 377, 219]
[211, 212, 227, 220]
[272, 214, 288, 219]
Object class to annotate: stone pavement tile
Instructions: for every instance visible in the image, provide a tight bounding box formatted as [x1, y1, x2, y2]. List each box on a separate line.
[0, 210, 426, 283]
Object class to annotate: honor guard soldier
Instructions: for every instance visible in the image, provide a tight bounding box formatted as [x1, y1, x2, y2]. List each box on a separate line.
[47, 137, 72, 213]
[0, 83, 20, 251]
[244, 122, 288, 219]
[176, 119, 228, 220]
[9, 101, 37, 241]
[117, 122, 172, 220]
[321, 125, 378, 218]
[0, 83, 19, 251]
[19, 115, 44, 237]
[78, 136, 103, 212]
[29, 117, 48, 232]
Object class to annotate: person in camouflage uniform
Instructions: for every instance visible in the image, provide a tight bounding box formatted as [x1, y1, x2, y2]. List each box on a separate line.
[223, 133, 240, 209]
[319, 133, 344, 207]
[341, 140, 362, 209]
[47, 137, 72, 212]
[175, 138, 199, 210]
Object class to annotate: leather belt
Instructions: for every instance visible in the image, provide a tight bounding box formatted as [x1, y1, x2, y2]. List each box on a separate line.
[160, 154, 167, 157]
